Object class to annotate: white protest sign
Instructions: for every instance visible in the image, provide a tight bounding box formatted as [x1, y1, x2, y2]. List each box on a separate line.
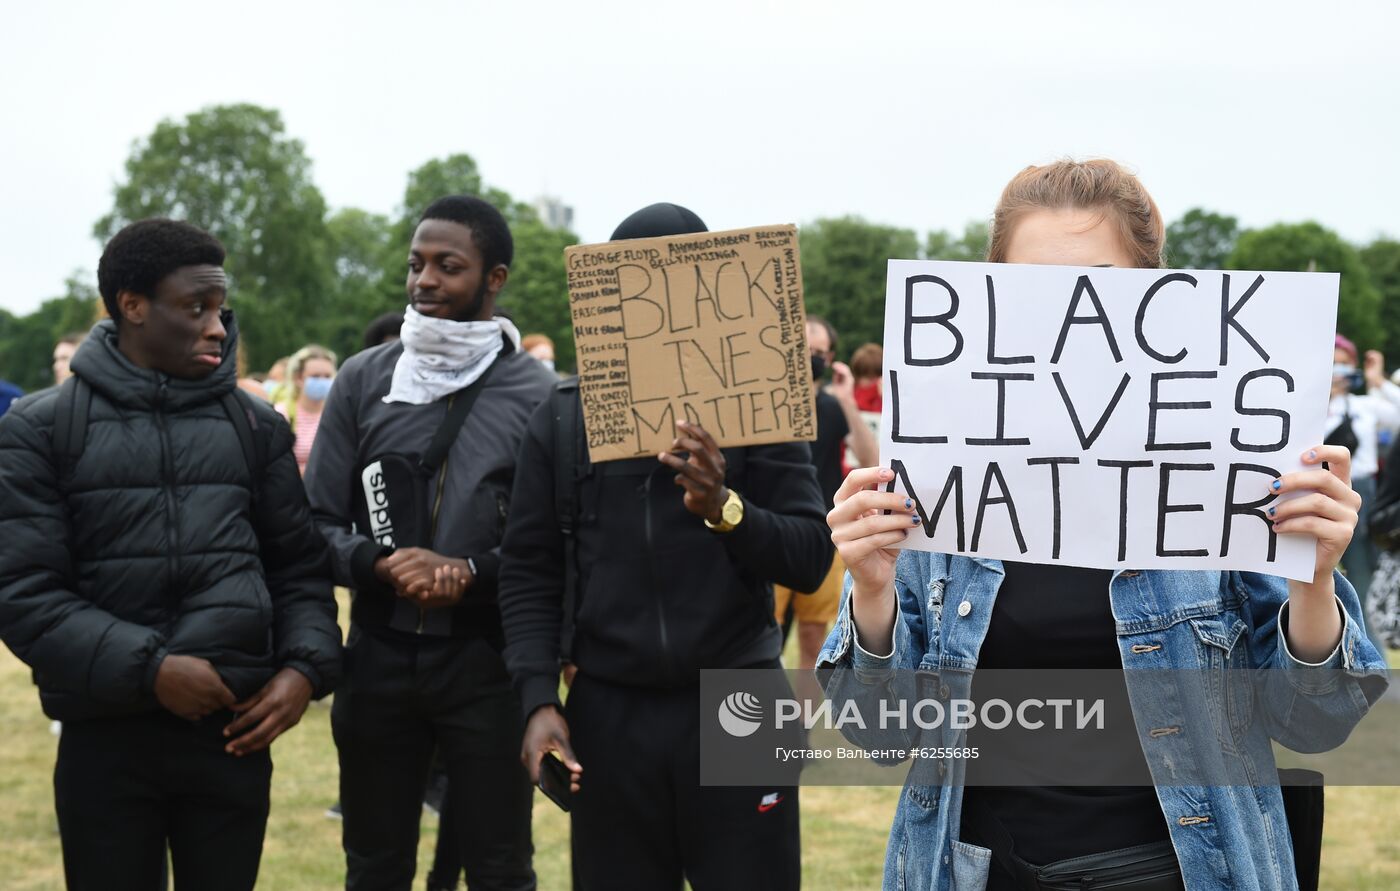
[881, 261, 1339, 581]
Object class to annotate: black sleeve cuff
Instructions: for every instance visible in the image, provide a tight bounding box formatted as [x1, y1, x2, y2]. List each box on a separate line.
[351, 540, 393, 592]
[518, 674, 563, 722]
[467, 552, 501, 602]
[728, 493, 770, 541]
[281, 660, 327, 699]
[143, 646, 169, 697]
[720, 496, 770, 557]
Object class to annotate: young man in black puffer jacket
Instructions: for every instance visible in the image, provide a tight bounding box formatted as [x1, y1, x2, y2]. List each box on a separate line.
[0, 219, 341, 891]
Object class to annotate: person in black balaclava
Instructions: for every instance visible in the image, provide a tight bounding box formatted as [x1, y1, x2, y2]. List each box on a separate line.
[498, 203, 832, 890]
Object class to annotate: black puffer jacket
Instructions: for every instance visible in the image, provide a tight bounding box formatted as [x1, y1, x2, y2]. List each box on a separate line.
[0, 317, 341, 721]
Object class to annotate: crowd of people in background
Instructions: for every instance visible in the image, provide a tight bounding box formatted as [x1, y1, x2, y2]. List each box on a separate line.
[1330, 335, 1400, 649]
[0, 159, 1392, 891]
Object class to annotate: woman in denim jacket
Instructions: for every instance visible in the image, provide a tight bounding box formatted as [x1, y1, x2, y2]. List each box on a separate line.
[817, 160, 1390, 891]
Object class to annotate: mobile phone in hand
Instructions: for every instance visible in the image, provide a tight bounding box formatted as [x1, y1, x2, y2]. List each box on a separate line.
[538, 752, 574, 812]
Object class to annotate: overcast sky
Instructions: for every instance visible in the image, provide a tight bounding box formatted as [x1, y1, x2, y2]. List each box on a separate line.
[1, 0, 1396, 316]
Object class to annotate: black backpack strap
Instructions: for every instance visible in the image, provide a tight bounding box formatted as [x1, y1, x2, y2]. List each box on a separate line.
[554, 378, 583, 662]
[417, 356, 502, 476]
[51, 376, 92, 483]
[219, 391, 265, 498]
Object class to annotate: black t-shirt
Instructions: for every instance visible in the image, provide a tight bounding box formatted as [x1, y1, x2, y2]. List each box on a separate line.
[960, 562, 1170, 873]
[811, 390, 849, 508]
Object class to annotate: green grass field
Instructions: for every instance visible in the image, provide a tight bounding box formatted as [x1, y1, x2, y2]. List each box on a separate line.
[1, 598, 1396, 889]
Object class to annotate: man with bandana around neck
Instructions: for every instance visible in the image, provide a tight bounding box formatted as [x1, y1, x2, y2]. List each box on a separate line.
[305, 196, 555, 891]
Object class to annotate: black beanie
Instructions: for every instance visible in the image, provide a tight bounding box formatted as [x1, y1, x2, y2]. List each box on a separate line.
[610, 203, 708, 241]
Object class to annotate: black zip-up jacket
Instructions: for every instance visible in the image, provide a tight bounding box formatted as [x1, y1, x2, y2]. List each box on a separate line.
[498, 384, 833, 719]
[304, 337, 556, 641]
[0, 319, 341, 721]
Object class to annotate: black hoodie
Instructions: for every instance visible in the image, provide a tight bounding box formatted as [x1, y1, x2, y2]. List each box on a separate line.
[499, 203, 832, 718]
[0, 317, 340, 721]
[498, 384, 832, 719]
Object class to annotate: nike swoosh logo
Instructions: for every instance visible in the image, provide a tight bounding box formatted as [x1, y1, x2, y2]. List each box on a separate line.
[757, 797, 784, 813]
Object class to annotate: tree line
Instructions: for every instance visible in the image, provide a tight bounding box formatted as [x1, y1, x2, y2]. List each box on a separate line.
[2, 102, 1396, 393]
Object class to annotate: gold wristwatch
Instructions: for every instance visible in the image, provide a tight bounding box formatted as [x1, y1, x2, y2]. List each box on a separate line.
[705, 489, 745, 533]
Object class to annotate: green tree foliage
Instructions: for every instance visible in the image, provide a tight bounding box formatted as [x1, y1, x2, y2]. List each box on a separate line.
[1360, 239, 1400, 364]
[0, 274, 102, 392]
[390, 154, 481, 253]
[925, 221, 990, 262]
[1166, 208, 1240, 270]
[1227, 222, 1382, 351]
[498, 214, 579, 372]
[322, 208, 399, 358]
[800, 216, 920, 358]
[5, 115, 587, 385]
[94, 104, 333, 369]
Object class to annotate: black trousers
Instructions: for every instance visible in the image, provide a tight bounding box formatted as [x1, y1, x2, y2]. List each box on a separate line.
[566, 673, 801, 891]
[54, 710, 271, 891]
[332, 625, 535, 891]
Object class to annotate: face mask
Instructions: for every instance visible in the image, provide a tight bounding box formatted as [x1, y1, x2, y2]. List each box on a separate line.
[303, 376, 334, 402]
[540, 358, 556, 372]
[811, 354, 828, 381]
[1333, 364, 1364, 392]
[261, 380, 281, 400]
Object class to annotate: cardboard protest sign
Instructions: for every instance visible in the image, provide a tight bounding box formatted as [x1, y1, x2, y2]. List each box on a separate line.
[881, 261, 1338, 580]
[565, 225, 815, 462]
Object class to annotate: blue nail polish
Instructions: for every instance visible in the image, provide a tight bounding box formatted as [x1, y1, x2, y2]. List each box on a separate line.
[1271, 479, 1281, 490]
[1307, 450, 1317, 461]
[904, 498, 913, 509]
[1268, 506, 1276, 516]
[911, 515, 920, 526]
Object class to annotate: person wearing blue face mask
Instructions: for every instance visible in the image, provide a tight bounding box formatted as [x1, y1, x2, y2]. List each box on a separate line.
[278, 344, 338, 476]
[1326, 334, 1400, 630]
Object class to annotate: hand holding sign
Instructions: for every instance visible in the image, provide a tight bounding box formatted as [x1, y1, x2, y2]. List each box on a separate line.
[827, 465, 921, 655]
[1265, 444, 1356, 661]
[1270, 446, 1361, 581]
[659, 420, 729, 523]
[830, 466, 916, 584]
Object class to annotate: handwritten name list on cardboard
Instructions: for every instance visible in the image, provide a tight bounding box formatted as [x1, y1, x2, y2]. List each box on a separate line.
[565, 224, 816, 462]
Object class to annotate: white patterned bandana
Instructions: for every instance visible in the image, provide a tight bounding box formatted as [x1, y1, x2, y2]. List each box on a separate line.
[383, 307, 521, 405]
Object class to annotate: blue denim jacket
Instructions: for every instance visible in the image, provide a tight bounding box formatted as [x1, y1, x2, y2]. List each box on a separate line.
[816, 553, 1390, 891]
